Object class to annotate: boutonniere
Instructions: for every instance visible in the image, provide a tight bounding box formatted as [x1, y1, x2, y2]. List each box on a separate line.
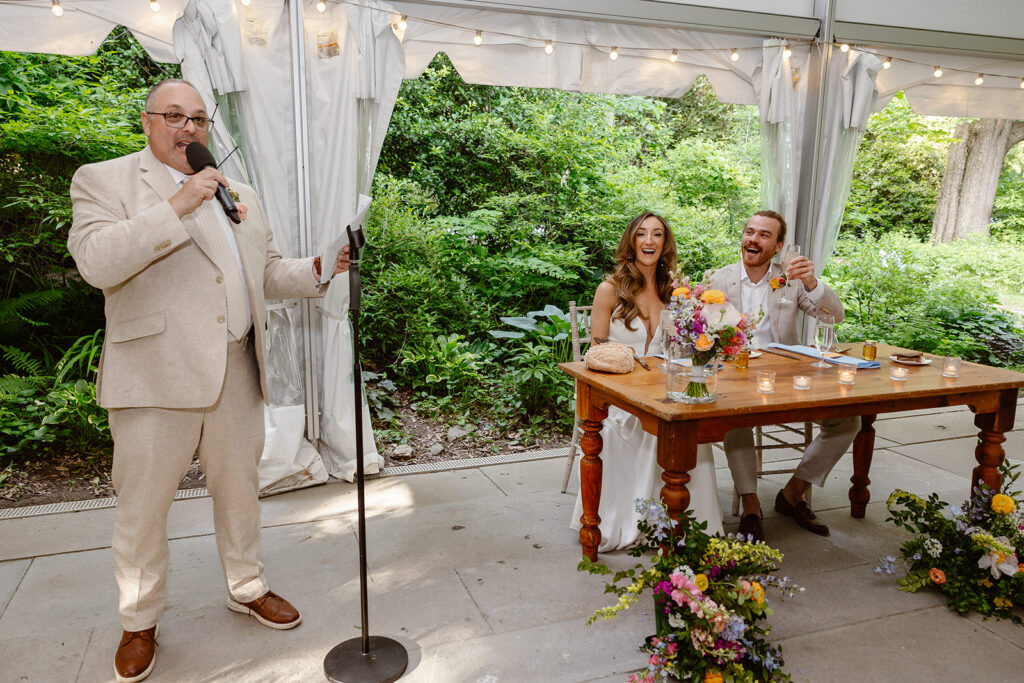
[770, 273, 788, 290]
[228, 188, 240, 203]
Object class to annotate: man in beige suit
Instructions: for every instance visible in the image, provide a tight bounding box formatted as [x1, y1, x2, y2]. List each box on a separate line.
[68, 79, 347, 683]
[706, 210, 859, 543]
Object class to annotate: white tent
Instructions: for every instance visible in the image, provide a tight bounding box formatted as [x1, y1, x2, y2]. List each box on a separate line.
[4, 0, 1024, 489]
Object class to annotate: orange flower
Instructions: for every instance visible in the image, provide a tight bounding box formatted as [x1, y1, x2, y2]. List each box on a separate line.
[704, 672, 724, 683]
[695, 334, 713, 352]
[769, 277, 781, 289]
[1018, 563, 1024, 574]
[700, 289, 726, 304]
[929, 568, 946, 584]
[672, 286, 691, 299]
[991, 493, 1015, 515]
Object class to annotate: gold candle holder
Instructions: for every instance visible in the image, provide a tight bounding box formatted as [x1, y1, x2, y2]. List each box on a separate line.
[734, 350, 750, 370]
[862, 340, 877, 361]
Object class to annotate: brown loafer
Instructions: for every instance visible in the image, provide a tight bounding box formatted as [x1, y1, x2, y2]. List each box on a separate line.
[227, 590, 301, 630]
[775, 489, 829, 536]
[114, 625, 158, 683]
[737, 513, 765, 542]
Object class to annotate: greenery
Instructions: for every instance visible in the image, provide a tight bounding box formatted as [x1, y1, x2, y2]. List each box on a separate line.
[580, 499, 803, 683]
[878, 461, 1024, 624]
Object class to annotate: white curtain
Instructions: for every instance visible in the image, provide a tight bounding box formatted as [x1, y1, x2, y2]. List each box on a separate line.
[304, 0, 406, 481]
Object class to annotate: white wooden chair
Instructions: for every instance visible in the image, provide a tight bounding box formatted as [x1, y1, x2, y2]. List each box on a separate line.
[560, 300, 592, 493]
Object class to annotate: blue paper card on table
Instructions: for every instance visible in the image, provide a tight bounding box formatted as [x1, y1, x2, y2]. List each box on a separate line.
[767, 343, 882, 369]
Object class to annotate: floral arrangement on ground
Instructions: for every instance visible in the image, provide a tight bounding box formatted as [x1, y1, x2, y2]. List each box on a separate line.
[580, 499, 803, 683]
[878, 460, 1024, 624]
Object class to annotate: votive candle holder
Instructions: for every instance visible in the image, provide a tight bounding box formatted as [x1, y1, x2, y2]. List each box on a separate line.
[942, 357, 961, 378]
[793, 375, 811, 390]
[837, 366, 857, 385]
[756, 370, 776, 394]
[889, 365, 909, 381]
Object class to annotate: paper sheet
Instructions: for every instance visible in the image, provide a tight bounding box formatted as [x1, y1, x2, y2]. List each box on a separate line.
[319, 194, 371, 283]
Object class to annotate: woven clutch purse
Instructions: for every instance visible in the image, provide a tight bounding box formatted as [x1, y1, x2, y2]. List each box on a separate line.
[584, 343, 635, 374]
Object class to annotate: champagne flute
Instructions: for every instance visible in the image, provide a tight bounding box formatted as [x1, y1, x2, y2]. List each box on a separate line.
[812, 314, 835, 368]
[779, 244, 800, 305]
[658, 309, 674, 373]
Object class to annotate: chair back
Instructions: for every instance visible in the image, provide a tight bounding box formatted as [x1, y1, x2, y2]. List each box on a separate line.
[568, 300, 593, 362]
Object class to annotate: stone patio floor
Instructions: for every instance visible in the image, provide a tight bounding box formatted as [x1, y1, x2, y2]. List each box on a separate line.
[2, 398, 1023, 682]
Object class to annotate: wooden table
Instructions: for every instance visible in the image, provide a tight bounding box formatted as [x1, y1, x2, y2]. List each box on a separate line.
[560, 343, 1024, 561]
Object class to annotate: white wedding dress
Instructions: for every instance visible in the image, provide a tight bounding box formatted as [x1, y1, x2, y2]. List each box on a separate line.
[570, 314, 724, 551]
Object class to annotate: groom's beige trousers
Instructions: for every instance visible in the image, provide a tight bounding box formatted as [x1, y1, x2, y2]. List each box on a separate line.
[108, 336, 269, 631]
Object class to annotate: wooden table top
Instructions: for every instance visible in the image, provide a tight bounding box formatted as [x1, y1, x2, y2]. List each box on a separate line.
[559, 342, 1024, 423]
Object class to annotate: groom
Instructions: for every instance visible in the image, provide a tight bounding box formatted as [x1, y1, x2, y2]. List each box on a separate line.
[706, 210, 860, 542]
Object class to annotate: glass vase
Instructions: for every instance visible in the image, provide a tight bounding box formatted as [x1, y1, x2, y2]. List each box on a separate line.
[666, 342, 718, 404]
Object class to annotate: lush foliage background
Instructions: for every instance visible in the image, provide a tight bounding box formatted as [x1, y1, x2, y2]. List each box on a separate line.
[2, 40, 1022, 470]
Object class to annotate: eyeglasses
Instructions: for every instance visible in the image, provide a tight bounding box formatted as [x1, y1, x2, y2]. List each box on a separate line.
[145, 111, 214, 130]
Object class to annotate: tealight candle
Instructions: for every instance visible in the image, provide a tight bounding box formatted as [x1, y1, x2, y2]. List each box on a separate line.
[756, 370, 776, 394]
[793, 375, 811, 390]
[889, 365, 909, 381]
[837, 366, 857, 385]
[942, 356, 961, 378]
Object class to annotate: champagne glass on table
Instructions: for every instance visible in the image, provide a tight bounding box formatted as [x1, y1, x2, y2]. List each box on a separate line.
[658, 309, 674, 373]
[779, 244, 800, 305]
[812, 314, 835, 368]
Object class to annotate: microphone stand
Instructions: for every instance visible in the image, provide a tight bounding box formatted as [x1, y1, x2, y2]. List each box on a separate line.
[324, 226, 408, 683]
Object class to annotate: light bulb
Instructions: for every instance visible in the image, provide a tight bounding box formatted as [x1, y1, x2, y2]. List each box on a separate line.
[397, 15, 408, 31]
[933, 66, 943, 78]
[51, 0, 63, 17]
[839, 43, 849, 53]
[883, 57, 892, 69]
[609, 47, 618, 61]
[150, 0, 160, 12]
[782, 44, 792, 59]
[544, 40, 553, 55]
[730, 48, 739, 62]
[473, 30, 482, 46]
[975, 74, 984, 85]
[316, 1, 326, 13]
[669, 49, 678, 63]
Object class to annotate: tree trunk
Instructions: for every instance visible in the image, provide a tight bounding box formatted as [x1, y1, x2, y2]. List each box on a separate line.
[932, 119, 1024, 244]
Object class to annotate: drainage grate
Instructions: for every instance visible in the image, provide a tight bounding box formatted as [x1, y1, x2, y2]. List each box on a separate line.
[0, 446, 570, 520]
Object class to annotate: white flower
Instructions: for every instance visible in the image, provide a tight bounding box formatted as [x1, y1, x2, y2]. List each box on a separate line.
[923, 538, 942, 558]
[978, 537, 1018, 579]
[701, 302, 741, 331]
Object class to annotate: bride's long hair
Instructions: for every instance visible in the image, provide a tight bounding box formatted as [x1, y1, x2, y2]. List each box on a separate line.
[608, 212, 678, 331]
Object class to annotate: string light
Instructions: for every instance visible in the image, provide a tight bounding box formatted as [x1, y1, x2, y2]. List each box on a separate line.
[933, 66, 943, 78]
[149, 0, 160, 12]
[544, 40, 553, 55]
[397, 15, 408, 31]
[839, 43, 849, 53]
[315, 1, 326, 12]
[669, 49, 678, 63]
[975, 73, 985, 85]
[782, 44, 792, 59]
[51, 0, 62, 17]
[883, 57, 892, 69]
[609, 46, 618, 61]
[240, 0, 251, 5]
[473, 30, 482, 46]
[1020, 78, 1024, 89]
[730, 48, 739, 62]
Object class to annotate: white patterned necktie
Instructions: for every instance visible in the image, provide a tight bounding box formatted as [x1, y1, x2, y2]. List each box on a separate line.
[194, 200, 250, 339]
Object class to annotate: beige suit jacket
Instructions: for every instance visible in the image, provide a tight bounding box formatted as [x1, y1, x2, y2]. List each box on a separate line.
[705, 261, 844, 345]
[69, 146, 322, 409]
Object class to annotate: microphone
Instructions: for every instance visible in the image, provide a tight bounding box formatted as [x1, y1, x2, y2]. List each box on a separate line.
[184, 142, 241, 224]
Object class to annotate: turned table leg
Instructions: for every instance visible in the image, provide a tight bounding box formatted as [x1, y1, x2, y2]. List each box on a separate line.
[656, 421, 697, 532]
[849, 414, 876, 518]
[971, 389, 1017, 497]
[577, 381, 608, 561]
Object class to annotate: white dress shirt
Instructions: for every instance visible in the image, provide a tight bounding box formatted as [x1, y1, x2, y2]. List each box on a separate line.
[740, 266, 823, 348]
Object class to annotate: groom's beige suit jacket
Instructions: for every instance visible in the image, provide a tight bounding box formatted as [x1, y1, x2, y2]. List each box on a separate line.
[68, 145, 321, 410]
[705, 261, 844, 344]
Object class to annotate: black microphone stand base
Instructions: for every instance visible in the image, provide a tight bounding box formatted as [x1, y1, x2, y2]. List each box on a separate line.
[324, 636, 408, 683]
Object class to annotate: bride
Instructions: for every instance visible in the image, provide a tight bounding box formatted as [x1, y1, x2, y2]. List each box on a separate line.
[570, 212, 724, 551]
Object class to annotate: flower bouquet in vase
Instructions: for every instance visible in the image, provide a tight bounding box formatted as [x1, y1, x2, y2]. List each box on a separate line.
[580, 499, 803, 682]
[665, 279, 750, 404]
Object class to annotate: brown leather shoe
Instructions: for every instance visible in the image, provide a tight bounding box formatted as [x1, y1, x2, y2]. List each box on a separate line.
[737, 513, 765, 542]
[114, 625, 157, 683]
[227, 590, 301, 630]
[775, 489, 829, 536]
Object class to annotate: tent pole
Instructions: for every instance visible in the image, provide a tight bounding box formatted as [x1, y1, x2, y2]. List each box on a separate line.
[288, 0, 321, 442]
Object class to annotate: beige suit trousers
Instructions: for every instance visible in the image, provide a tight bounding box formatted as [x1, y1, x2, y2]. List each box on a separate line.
[109, 337, 268, 631]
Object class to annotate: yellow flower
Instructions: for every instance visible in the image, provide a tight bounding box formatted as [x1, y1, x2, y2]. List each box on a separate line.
[694, 574, 709, 592]
[991, 493, 1015, 515]
[750, 581, 765, 606]
[673, 286, 691, 299]
[695, 334, 713, 351]
[769, 277, 781, 289]
[700, 289, 726, 304]
[704, 672, 724, 683]
[994, 597, 1013, 609]
[980, 578, 993, 588]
